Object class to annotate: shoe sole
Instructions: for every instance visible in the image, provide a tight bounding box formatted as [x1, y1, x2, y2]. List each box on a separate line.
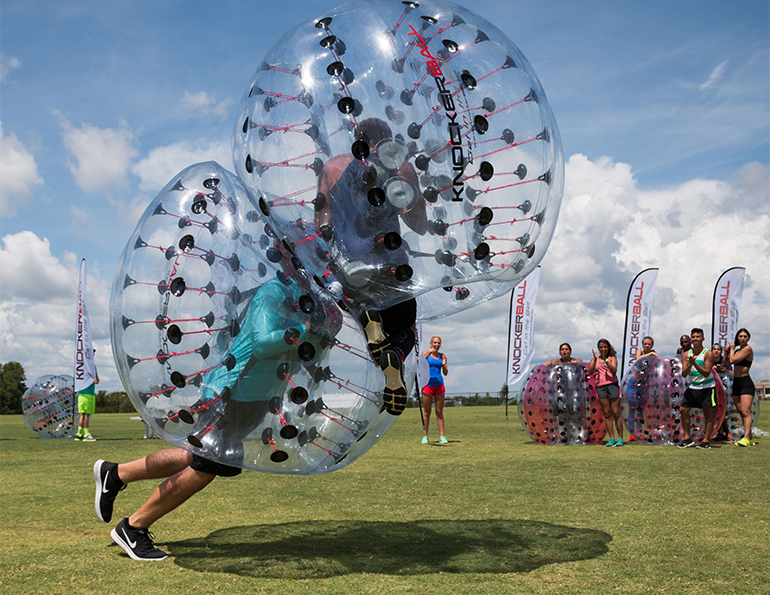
[360, 311, 387, 363]
[110, 527, 168, 561]
[381, 351, 407, 416]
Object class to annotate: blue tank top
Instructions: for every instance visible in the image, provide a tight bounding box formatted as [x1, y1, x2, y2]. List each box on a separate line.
[427, 354, 444, 386]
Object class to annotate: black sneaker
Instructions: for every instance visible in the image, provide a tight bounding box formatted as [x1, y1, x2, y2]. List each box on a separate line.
[381, 349, 407, 416]
[110, 518, 168, 561]
[677, 438, 695, 449]
[696, 441, 712, 449]
[94, 460, 125, 523]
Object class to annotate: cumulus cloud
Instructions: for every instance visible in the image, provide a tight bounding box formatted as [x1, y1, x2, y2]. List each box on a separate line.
[181, 91, 231, 118]
[0, 231, 116, 389]
[131, 139, 231, 193]
[700, 61, 728, 91]
[423, 156, 770, 394]
[60, 119, 138, 192]
[0, 55, 21, 81]
[0, 122, 43, 215]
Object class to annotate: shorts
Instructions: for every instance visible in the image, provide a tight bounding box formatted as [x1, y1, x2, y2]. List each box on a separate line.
[597, 383, 619, 400]
[190, 454, 242, 477]
[732, 376, 755, 397]
[422, 384, 445, 397]
[77, 393, 95, 415]
[681, 386, 715, 410]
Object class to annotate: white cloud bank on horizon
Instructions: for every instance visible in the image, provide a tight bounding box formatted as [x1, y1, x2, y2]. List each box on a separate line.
[0, 122, 43, 216]
[1, 154, 768, 396]
[427, 155, 769, 394]
[0, 231, 116, 390]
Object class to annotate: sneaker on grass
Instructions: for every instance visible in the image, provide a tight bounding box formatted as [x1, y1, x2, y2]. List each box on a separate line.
[110, 518, 168, 561]
[94, 460, 126, 523]
[677, 438, 696, 449]
[695, 441, 711, 449]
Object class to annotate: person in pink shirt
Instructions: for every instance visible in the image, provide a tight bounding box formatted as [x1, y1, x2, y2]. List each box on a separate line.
[588, 338, 623, 447]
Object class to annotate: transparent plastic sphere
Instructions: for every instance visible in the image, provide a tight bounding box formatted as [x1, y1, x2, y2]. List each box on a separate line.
[22, 375, 76, 439]
[620, 355, 726, 445]
[110, 162, 410, 474]
[517, 363, 606, 445]
[233, 0, 563, 316]
[717, 371, 759, 439]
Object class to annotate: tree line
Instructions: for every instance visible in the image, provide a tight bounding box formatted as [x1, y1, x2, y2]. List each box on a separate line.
[0, 362, 135, 414]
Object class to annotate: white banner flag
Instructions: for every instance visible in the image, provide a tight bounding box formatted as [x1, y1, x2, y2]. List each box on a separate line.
[506, 267, 540, 386]
[621, 268, 658, 374]
[74, 260, 96, 393]
[711, 267, 745, 348]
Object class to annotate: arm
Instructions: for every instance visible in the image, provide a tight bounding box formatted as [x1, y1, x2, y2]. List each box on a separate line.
[635, 348, 643, 359]
[682, 351, 692, 377]
[691, 350, 714, 377]
[587, 349, 598, 375]
[441, 353, 448, 376]
[725, 344, 753, 365]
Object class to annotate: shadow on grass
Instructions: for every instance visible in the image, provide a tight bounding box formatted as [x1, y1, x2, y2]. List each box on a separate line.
[170, 519, 611, 578]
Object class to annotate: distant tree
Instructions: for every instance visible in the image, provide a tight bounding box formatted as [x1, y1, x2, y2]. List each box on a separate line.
[500, 384, 509, 399]
[0, 362, 27, 414]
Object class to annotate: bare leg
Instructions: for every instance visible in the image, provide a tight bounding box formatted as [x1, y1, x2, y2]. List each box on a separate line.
[422, 393, 432, 437]
[610, 398, 623, 439]
[118, 448, 193, 484]
[434, 394, 445, 437]
[599, 399, 615, 440]
[702, 407, 714, 444]
[79, 413, 90, 430]
[128, 466, 215, 529]
[738, 394, 753, 439]
[680, 407, 692, 440]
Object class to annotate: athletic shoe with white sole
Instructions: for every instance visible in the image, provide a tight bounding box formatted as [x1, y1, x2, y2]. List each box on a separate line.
[380, 349, 407, 415]
[110, 518, 168, 561]
[359, 310, 388, 365]
[94, 459, 125, 523]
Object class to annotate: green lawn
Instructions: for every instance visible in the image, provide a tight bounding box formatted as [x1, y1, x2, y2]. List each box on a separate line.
[1, 406, 768, 594]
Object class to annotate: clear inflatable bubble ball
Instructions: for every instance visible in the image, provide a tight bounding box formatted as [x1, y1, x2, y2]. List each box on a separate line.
[518, 363, 606, 445]
[233, 0, 563, 316]
[620, 355, 726, 445]
[111, 162, 411, 474]
[22, 375, 76, 439]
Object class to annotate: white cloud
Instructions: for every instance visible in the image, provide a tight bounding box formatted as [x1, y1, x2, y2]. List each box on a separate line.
[0, 231, 117, 390]
[107, 194, 153, 231]
[0, 122, 43, 215]
[131, 139, 231, 193]
[181, 91, 231, 118]
[700, 61, 728, 91]
[421, 156, 770, 394]
[60, 119, 138, 192]
[0, 55, 21, 81]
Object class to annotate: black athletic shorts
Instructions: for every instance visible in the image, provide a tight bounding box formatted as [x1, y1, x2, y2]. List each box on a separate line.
[681, 386, 715, 410]
[597, 383, 620, 400]
[190, 454, 242, 477]
[732, 376, 755, 397]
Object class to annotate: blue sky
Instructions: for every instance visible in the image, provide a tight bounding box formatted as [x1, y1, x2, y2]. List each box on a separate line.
[1, 0, 768, 394]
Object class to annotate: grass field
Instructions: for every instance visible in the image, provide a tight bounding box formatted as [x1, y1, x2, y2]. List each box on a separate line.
[1, 406, 768, 595]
